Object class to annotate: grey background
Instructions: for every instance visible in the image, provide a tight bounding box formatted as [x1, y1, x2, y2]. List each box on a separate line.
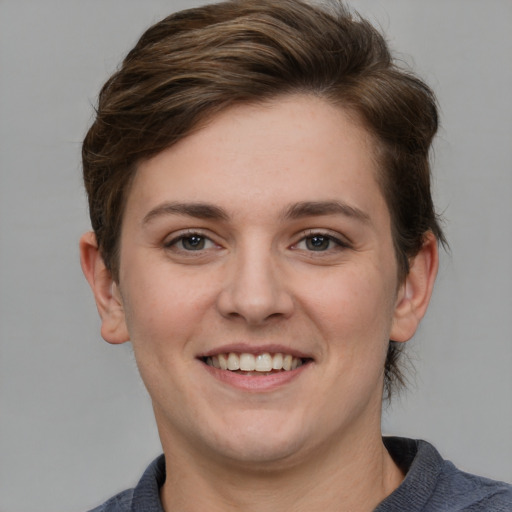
[1, 1, 511, 510]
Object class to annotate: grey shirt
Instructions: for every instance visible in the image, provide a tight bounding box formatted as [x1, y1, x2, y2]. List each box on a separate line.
[88, 437, 512, 511]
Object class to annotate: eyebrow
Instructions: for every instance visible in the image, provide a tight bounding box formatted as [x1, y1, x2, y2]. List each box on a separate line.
[142, 200, 370, 225]
[283, 201, 370, 223]
[142, 202, 229, 224]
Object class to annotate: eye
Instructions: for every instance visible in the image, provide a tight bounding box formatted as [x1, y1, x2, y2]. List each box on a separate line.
[304, 235, 332, 251]
[165, 233, 217, 252]
[293, 232, 348, 252]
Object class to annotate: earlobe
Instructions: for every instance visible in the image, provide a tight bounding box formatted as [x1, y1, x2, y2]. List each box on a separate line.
[390, 232, 439, 342]
[79, 232, 130, 344]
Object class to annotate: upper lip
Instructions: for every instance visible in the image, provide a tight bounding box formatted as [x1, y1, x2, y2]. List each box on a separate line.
[198, 343, 314, 360]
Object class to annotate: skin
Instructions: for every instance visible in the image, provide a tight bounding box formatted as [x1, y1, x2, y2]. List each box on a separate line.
[81, 95, 438, 511]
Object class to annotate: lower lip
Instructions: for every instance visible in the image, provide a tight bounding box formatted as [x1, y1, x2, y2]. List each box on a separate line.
[201, 361, 310, 392]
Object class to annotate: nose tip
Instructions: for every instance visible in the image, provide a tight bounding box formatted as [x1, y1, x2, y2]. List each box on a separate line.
[216, 253, 294, 325]
[229, 291, 293, 325]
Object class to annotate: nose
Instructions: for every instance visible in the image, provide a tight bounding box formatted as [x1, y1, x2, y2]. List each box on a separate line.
[216, 244, 294, 326]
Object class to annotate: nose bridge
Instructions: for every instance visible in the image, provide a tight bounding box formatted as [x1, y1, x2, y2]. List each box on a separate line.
[216, 235, 293, 324]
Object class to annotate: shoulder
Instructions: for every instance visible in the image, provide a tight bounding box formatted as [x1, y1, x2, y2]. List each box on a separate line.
[86, 454, 166, 512]
[432, 459, 512, 511]
[87, 488, 134, 512]
[378, 437, 512, 512]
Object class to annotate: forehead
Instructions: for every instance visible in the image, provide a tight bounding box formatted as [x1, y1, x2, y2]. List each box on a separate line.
[121, 95, 390, 234]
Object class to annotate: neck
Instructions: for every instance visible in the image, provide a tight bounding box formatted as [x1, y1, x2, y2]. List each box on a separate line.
[159, 426, 403, 512]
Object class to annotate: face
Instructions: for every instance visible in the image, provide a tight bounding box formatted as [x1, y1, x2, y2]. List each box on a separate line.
[113, 95, 408, 468]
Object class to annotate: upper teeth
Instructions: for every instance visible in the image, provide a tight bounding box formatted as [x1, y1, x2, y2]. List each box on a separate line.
[206, 353, 303, 372]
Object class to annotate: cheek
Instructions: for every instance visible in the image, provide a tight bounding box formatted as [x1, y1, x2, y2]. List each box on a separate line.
[302, 263, 398, 385]
[119, 273, 212, 398]
[120, 258, 226, 358]
[310, 266, 396, 335]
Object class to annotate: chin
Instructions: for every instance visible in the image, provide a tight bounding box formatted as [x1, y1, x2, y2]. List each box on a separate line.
[201, 413, 313, 468]
[215, 436, 307, 469]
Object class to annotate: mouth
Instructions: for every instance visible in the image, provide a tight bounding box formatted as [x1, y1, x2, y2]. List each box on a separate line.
[200, 352, 313, 376]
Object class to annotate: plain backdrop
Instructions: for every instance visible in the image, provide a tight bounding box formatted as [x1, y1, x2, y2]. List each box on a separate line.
[1, 1, 511, 511]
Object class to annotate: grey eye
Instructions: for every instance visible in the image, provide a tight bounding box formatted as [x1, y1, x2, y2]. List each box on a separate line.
[181, 235, 207, 250]
[305, 235, 332, 251]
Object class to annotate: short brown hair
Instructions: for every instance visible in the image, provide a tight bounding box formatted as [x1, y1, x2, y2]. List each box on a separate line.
[82, 0, 445, 398]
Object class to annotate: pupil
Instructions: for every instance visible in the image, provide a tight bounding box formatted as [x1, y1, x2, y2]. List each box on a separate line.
[308, 236, 329, 251]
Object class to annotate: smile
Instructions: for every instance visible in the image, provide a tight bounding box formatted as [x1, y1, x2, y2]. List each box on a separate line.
[203, 352, 306, 374]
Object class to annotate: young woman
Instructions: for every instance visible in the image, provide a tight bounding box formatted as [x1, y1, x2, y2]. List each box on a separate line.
[80, 1, 512, 510]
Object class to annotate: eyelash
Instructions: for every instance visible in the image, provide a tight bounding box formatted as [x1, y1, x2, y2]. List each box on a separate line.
[164, 231, 218, 252]
[163, 230, 350, 254]
[292, 231, 350, 253]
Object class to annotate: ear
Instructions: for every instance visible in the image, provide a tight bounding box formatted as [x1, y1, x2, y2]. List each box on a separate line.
[79, 231, 130, 344]
[390, 232, 439, 342]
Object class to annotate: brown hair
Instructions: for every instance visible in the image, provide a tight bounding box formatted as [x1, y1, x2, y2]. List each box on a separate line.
[82, 0, 445, 398]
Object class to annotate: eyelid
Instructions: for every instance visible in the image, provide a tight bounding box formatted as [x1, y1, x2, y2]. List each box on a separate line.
[293, 229, 351, 248]
[163, 229, 220, 250]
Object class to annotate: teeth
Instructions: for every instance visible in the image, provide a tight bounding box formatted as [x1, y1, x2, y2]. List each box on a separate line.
[218, 353, 228, 370]
[255, 353, 273, 372]
[227, 352, 240, 371]
[272, 353, 283, 370]
[205, 352, 305, 372]
[240, 353, 255, 371]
